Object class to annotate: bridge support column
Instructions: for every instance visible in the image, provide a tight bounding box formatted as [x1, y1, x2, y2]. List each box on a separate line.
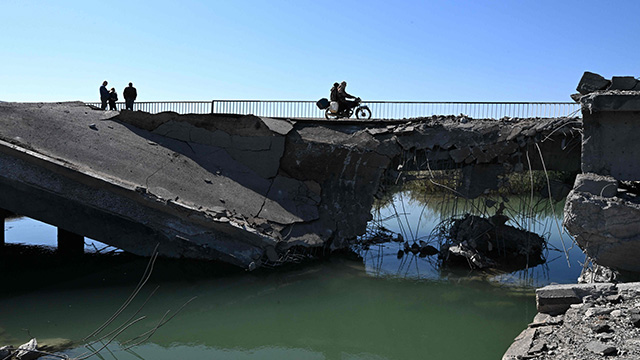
[0, 209, 14, 249]
[57, 228, 84, 256]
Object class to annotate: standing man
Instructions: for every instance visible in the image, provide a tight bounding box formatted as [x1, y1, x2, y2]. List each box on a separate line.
[123, 82, 137, 111]
[99, 81, 109, 110]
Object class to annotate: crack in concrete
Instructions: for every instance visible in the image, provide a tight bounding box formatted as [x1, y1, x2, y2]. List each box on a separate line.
[145, 153, 179, 190]
[256, 178, 275, 219]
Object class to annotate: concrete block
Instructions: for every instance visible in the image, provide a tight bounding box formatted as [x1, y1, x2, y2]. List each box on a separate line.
[609, 76, 638, 91]
[536, 286, 581, 315]
[536, 283, 618, 314]
[616, 282, 640, 293]
[576, 71, 611, 95]
[573, 173, 618, 197]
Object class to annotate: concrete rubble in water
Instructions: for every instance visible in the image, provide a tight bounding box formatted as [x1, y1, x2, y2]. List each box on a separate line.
[440, 214, 545, 270]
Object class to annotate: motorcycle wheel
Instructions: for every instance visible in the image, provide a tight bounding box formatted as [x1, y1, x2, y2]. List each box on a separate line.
[355, 107, 372, 120]
[325, 109, 339, 120]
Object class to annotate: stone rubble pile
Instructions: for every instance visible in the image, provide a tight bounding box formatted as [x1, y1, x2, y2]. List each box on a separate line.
[504, 283, 640, 360]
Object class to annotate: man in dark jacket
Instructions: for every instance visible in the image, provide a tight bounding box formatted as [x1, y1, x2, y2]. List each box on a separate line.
[337, 81, 357, 113]
[99, 81, 109, 110]
[330, 82, 339, 102]
[123, 82, 137, 110]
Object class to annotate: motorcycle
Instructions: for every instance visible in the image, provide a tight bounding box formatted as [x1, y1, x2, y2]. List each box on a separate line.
[322, 97, 372, 120]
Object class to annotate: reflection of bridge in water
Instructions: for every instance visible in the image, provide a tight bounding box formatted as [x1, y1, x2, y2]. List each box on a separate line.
[86, 100, 581, 119]
[0, 102, 581, 270]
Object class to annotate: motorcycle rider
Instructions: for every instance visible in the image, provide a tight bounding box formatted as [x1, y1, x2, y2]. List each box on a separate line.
[337, 81, 358, 115]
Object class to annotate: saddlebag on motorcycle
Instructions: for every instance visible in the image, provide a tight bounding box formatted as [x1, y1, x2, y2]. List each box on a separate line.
[316, 98, 330, 110]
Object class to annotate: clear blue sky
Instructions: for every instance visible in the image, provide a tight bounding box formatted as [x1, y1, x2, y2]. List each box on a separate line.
[2, 0, 639, 102]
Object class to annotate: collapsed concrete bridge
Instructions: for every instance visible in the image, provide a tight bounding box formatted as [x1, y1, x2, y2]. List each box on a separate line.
[0, 102, 580, 269]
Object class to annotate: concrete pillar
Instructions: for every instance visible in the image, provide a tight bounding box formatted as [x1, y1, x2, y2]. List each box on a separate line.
[0, 209, 13, 249]
[0, 215, 4, 248]
[57, 228, 84, 256]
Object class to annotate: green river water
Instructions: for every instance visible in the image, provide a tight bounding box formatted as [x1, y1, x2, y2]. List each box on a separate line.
[0, 193, 585, 360]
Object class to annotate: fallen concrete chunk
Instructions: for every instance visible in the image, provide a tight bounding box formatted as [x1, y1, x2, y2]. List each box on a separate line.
[441, 213, 544, 270]
[573, 173, 618, 197]
[564, 190, 640, 272]
[576, 71, 611, 95]
[536, 286, 581, 315]
[608, 76, 638, 91]
[536, 283, 618, 314]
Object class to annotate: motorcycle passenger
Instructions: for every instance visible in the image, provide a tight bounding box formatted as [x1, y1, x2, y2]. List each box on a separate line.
[329, 82, 340, 113]
[330, 82, 340, 102]
[338, 81, 358, 114]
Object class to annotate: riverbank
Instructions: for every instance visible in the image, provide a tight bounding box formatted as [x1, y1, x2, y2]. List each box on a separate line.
[503, 282, 640, 359]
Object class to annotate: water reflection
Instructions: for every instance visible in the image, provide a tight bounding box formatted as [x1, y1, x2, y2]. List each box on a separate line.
[358, 191, 585, 287]
[0, 185, 581, 359]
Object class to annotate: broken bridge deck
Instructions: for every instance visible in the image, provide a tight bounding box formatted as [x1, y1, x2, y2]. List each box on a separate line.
[0, 102, 581, 269]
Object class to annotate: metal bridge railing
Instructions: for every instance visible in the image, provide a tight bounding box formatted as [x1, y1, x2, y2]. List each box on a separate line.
[85, 101, 212, 114]
[363, 101, 582, 120]
[85, 100, 581, 119]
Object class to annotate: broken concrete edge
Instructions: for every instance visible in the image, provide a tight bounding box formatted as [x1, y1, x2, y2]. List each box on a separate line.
[117, 110, 295, 138]
[579, 91, 640, 113]
[536, 282, 640, 315]
[503, 282, 640, 360]
[0, 137, 275, 270]
[572, 173, 617, 198]
[576, 71, 640, 95]
[563, 188, 640, 273]
[575, 71, 640, 111]
[118, 107, 580, 177]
